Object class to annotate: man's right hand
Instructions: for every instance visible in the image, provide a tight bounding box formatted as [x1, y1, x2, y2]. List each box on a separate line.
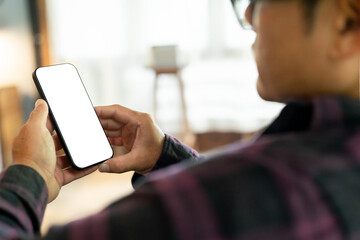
[95, 105, 165, 175]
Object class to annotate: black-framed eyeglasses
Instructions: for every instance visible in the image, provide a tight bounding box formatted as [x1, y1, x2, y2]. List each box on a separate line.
[231, 0, 255, 30]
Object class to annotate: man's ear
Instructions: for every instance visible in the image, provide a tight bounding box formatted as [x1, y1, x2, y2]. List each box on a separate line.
[330, 1, 360, 59]
[333, 28, 360, 59]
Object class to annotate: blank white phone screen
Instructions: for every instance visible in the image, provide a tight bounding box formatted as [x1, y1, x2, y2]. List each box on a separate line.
[34, 64, 113, 168]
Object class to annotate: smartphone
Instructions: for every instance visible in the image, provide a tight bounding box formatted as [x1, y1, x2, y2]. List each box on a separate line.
[32, 63, 113, 169]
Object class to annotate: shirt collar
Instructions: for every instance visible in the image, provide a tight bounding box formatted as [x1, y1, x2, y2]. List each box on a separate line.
[262, 97, 360, 135]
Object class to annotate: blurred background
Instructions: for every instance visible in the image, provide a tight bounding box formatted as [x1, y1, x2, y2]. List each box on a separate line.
[0, 0, 284, 234]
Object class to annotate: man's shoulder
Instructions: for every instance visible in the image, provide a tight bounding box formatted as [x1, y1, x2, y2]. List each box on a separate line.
[145, 128, 360, 238]
[151, 125, 360, 188]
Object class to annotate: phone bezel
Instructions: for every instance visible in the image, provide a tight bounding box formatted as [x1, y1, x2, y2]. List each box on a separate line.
[32, 63, 113, 169]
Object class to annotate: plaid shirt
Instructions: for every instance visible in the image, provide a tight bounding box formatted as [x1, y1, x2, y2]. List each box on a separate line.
[0, 96, 360, 239]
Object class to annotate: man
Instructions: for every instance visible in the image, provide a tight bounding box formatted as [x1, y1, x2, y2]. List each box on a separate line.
[1, 0, 360, 239]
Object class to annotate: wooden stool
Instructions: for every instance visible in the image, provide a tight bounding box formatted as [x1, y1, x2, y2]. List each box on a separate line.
[152, 66, 196, 147]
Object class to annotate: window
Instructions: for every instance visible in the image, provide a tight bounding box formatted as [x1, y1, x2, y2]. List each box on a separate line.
[46, 0, 283, 135]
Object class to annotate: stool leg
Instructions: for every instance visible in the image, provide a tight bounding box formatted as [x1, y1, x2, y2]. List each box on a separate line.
[153, 73, 159, 122]
[177, 71, 197, 147]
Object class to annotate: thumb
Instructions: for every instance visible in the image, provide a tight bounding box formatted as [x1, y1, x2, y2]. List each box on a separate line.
[98, 154, 134, 174]
[28, 99, 49, 127]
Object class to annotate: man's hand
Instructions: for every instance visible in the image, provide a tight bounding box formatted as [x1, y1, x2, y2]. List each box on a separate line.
[12, 99, 97, 202]
[95, 105, 165, 175]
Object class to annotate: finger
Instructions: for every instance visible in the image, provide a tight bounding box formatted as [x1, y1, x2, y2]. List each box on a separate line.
[28, 99, 49, 127]
[95, 105, 135, 123]
[62, 165, 98, 185]
[46, 116, 55, 133]
[104, 129, 122, 138]
[52, 134, 63, 151]
[108, 137, 123, 146]
[56, 155, 70, 169]
[99, 118, 123, 130]
[98, 153, 135, 174]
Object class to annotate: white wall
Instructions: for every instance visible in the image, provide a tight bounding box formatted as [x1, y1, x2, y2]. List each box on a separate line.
[45, 0, 284, 134]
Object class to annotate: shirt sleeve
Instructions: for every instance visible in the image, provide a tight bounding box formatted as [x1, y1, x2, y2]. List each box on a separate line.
[0, 164, 174, 240]
[0, 164, 48, 239]
[132, 134, 200, 188]
[43, 181, 175, 240]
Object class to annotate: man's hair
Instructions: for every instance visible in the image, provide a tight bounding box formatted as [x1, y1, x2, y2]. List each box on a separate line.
[300, 0, 321, 30]
[301, 0, 360, 31]
[301, 0, 321, 17]
[339, 0, 360, 28]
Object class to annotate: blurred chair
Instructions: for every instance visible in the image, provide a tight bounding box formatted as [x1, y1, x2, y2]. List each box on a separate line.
[0, 86, 23, 169]
[150, 45, 196, 147]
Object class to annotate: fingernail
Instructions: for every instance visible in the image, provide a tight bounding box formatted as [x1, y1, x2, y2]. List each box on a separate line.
[99, 164, 109, 173]
[35, 99, 43, 107]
